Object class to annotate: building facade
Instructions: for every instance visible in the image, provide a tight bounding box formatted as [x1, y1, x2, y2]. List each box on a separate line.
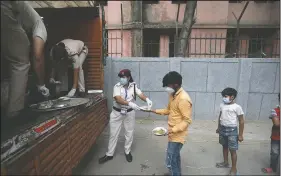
[105, 1, 280, 58]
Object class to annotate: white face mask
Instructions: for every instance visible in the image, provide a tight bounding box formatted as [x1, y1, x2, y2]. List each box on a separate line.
[222, 97, 231, 104]
[165, 87, 175, 94]
[120, 77, 128, 85]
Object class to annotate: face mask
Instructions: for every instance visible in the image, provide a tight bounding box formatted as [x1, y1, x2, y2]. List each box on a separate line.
[120, 78, 128, 85]
[222, 97, 231, 104]
[165, 87, 175, 94]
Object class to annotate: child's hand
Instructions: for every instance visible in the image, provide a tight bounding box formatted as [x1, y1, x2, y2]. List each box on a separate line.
[216, 128, 219, 134]
[168, 128, 173, 134]
[238, 135, 243, 142]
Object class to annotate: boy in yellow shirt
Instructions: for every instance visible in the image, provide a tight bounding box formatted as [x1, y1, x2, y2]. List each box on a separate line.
[151, 71, 192, 176]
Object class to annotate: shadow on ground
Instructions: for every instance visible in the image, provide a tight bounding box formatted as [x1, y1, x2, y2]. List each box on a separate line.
[74, 119, 277, 175]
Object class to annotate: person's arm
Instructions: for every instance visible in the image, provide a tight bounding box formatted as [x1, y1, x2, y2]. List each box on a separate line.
[238, 115, 244, 137]
[272, 117, 280, 127]
[113, 85, 129, 106]
[32, 37, 45, 86]
[236, 105, 245, 142]
[270, 109, 280, 127]
[114, 96, 129, 106]
[171, 99, 192, 133]
[216, 111, 222, 133]
[152, 97, 171, 115]
[72, 55, 80, 89]
[135, 85, 148, 101]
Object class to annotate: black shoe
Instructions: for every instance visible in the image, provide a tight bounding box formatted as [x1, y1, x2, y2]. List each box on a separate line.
[125, 152, 133, 162]
[98, 155, 113, 164]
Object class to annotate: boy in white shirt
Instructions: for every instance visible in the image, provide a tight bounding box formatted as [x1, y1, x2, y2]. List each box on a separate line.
[215, 87, 245, 175]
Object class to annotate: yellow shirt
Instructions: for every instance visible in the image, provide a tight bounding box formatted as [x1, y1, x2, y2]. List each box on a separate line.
[155, 88, 192, 144]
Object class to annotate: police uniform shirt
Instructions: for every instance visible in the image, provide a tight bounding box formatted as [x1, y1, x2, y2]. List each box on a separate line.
[50, 39, 85, 69]
[113, 82, 142, 109]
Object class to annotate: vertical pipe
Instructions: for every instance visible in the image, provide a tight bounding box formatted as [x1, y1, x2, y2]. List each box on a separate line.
[110, 33, 113, 57]
[176, 4, 180, 40]
[121, 3, 124, 57]
[199, 33, 201, 58]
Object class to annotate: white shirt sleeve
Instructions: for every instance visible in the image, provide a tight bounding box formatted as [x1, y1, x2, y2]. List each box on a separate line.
[219, 103, 223, 111]
[113, 85, 121, 98]
[269, 109, 277, 119]
[235, 105, 244, 116]
[135, 84, 142, 96]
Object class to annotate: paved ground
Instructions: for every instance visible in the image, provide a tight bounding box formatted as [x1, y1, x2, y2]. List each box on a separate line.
[75, 119, 278, 175]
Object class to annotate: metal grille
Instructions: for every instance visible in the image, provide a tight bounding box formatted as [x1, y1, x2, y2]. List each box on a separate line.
[106, 31, 280, 58]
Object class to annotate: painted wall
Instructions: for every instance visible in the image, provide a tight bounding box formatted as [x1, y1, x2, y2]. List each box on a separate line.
[104, 57, 280, 120]
[105, 1, 280, 26]
[227, 1, 280, 26]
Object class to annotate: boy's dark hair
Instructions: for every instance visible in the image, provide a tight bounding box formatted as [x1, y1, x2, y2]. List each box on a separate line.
[221, 87, 238, 99]
[162, 71, 182, 87]
[52, 43, 67, 61]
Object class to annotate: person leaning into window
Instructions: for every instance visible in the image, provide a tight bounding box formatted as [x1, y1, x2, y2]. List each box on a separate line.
[99, 69, 153, 164]
[49, 39, 88, 97]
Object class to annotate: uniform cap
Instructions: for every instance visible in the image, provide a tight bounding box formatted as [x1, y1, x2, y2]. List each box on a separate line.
[118, 69, 131, 77]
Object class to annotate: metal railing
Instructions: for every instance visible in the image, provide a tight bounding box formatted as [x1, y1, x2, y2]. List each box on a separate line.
[105, 32, 280, 58]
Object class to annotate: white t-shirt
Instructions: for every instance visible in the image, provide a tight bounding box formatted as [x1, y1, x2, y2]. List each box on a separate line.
[112, 82, 142, 109]
[13, 1, 47, 42]
[219, 103, 244, 127]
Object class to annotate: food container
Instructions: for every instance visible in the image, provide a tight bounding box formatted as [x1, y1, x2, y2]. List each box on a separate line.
[152, 127, 167, 136]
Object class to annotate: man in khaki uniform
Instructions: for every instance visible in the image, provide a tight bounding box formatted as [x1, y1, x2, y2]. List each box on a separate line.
[1, 1, 50, 118]
[99, 69, 153, 164]
[49, 39, 88, 97]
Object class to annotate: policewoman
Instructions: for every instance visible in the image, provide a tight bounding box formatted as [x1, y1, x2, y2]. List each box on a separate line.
[99, 69, 153, 164]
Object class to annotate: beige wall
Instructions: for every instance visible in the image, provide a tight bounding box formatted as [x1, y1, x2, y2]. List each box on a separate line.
[105, 1, 280, 26]
[227, 1, 280, 26]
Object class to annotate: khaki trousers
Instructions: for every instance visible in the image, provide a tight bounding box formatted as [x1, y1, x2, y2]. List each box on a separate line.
[106, 109, 136, 156]
[1, 5, 31, 115]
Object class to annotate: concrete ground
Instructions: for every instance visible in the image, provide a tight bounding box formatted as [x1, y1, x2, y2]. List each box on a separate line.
[75, 119, 278, 175]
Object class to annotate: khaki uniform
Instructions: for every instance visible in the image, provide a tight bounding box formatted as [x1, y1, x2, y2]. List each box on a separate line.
[106, 82, 142, 156]
[50, 39, 88, 92]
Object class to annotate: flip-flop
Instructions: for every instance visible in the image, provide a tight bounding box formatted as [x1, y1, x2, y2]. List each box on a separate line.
[228, 171, 239, 176]
[261, 167, 273, 173]
[216, 162, 230, 168]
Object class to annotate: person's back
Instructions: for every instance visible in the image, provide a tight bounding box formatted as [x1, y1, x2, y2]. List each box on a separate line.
[1, 1, 23, 31]
[60, 39, 84, 57]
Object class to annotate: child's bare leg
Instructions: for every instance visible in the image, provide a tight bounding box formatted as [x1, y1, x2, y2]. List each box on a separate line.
[217, 135, 230, 168]
[229, 150, 237, 174]
[223, 146, 229, 164]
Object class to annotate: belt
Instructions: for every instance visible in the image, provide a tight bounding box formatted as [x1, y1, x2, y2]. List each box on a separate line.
[113, 106, 133, 112]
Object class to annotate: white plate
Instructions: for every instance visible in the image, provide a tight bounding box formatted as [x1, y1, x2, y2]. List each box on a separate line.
[152, 127, 167, 136]
[139, 106, 151, 112]
[58, 96, 70, 101]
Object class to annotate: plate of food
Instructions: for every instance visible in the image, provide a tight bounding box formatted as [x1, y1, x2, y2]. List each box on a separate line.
[139, 106, 151, 112]
[152, 127, 167, 136]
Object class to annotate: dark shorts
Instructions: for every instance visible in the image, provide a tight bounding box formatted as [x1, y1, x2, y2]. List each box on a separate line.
[219, 125, 238, 151]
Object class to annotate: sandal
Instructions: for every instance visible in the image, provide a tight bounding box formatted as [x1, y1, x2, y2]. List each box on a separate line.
[216, 162, 230, 168]
[228, 171, 239, 176]
[261, 167, 273, 173]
